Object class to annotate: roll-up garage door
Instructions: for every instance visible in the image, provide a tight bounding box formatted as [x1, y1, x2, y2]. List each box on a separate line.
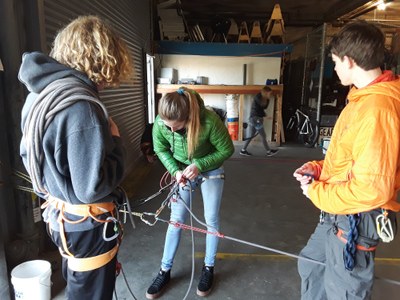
[42, 0, 151, 172]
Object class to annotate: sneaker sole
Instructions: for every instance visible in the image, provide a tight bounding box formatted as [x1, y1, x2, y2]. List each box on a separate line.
[266, 152, 278, 157]
[196, 287, 212, 297]
[239, 153, 251, 156]
[146, 291, 162, 300]
[146, 280, 170, 300]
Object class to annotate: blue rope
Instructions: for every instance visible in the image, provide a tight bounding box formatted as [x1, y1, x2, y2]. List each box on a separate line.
[343, 214, 360, 271]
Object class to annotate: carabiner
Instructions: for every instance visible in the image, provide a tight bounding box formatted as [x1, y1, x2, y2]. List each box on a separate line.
[103, 216, 120, 242]
[376, 213, 394, 243]
[140, 212, 158, 226]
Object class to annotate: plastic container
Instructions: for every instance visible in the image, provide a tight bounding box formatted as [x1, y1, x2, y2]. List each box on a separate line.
[11, 260, 52, 300]
[226, 117, 239, 123]
[227, 122, 239, 141]
[225, 94, 239, 118]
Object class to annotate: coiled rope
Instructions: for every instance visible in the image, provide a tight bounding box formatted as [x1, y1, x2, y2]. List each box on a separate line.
[22, 77, 108, 195]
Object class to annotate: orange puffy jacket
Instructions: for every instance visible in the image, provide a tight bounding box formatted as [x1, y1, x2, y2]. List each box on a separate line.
[308, 71, 400, 214]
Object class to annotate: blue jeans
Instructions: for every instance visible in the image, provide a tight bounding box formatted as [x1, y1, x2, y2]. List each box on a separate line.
[161, 167, 225, 270]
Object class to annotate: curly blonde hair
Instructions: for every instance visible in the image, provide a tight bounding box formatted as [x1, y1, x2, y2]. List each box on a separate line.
[50, 15, 133, 86]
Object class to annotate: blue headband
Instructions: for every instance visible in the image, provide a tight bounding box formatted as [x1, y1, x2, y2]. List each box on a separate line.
[177, 88, 185, 95]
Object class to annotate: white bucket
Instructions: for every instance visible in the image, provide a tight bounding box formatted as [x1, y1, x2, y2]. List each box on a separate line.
[225, 94, 239, 118]
[11, 260, 52, 300]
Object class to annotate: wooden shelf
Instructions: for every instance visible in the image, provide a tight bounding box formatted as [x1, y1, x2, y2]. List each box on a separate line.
[156, 84, 284, 145]
[157, 84, 283, 95]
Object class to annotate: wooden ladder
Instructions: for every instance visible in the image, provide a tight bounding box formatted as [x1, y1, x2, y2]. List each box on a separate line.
[238, 21, 250, 43]
[250, 21, 263, 43]
[264, 4, 285, 43]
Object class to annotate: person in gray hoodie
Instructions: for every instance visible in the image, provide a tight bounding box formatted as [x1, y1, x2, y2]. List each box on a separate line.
[19, 16, 133, 300]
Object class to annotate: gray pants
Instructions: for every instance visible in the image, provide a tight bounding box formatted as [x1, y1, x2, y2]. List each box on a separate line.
[243, 116, 271, 151]
[298, 210, 396, 300]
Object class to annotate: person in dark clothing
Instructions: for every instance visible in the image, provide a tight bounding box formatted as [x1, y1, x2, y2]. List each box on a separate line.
[18, 16, 133, 300]
[141, 123, 157, 163]
[240, 86, 279, 156]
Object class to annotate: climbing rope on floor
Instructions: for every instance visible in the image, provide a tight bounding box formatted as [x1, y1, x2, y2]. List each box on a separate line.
[128, 180, 400, 289]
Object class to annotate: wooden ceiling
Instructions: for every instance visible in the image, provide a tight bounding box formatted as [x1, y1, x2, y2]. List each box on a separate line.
[156, 0, 400, 43]
[158, 0, 374, 26]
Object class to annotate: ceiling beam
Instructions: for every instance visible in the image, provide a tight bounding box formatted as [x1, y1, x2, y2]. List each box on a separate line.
[323, 0, 375, 21]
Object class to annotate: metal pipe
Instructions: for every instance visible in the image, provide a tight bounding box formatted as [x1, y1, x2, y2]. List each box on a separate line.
[316, 23, 327, 123]
[243, 64, 247, 85]
[301, 35, 309, 106]
[0, 62, 11, 300]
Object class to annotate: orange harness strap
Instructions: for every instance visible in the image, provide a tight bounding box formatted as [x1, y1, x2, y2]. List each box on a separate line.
[43, 196, 120, 271]
[59, 243, 119, 272]
[336, 229, 377, 252]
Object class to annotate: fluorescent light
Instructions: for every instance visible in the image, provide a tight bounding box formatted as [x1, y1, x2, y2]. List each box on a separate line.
[377, 1, 387, 10]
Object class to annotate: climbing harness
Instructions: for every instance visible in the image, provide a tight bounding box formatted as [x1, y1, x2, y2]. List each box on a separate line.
[376, 209, 394, 243]
[42, 196, 123, 272]
[335, 228, 377, 252]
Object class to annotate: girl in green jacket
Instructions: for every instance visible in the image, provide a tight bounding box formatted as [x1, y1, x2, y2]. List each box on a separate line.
[146, 87, 234, 299]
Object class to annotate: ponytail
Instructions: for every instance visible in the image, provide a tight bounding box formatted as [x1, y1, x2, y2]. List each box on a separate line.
[184, 89, 200, 158]
[158, 87, 201, 158]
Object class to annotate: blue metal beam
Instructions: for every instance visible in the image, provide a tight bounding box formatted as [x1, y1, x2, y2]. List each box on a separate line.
[156, 41, 292, 57]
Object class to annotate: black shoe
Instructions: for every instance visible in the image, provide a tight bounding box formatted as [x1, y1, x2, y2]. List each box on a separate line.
[240, 149, 252, 156]
[266, 149, 279, 157]
[197, 265, 214, 297]
[146, 269, 171, 299]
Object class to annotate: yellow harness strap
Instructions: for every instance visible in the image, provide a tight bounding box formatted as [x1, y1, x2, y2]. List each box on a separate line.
[43, 196, 120, 271]
[60, 243, 119, 272]
[45, 197, 116, 221]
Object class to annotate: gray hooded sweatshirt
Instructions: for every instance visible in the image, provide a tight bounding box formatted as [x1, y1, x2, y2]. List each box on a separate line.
[19, 52, 126, 231]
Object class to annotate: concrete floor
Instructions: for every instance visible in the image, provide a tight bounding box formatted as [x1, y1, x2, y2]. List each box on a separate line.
[52, 142, 400, 299]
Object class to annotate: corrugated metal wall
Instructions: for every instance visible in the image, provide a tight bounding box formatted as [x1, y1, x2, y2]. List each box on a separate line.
[42, 0, 152, 172]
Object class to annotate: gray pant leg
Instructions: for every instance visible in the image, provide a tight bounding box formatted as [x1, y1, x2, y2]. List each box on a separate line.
[242, 125, 256, 150]
[298, 220, 331, 300]
[324, 227, 375, 300]
[258, 126, 271, 151]
[323, 211, 390, 300]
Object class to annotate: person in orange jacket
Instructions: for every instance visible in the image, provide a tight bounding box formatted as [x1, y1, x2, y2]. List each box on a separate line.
[293, 21, 400, 299]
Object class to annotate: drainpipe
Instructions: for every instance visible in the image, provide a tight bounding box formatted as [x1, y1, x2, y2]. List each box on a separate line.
[0, 57, 11, 300]
[0, 0, 41, 278]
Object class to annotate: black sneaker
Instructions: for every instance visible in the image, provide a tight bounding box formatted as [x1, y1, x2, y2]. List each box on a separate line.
[266, 149, 279, 157]
[197, 265, 214, 297]
[240, 149, 252, 156]
[146, 269, 171, 299]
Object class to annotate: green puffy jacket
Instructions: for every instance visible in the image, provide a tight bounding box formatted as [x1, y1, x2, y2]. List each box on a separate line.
[152, 95, 234, 176]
